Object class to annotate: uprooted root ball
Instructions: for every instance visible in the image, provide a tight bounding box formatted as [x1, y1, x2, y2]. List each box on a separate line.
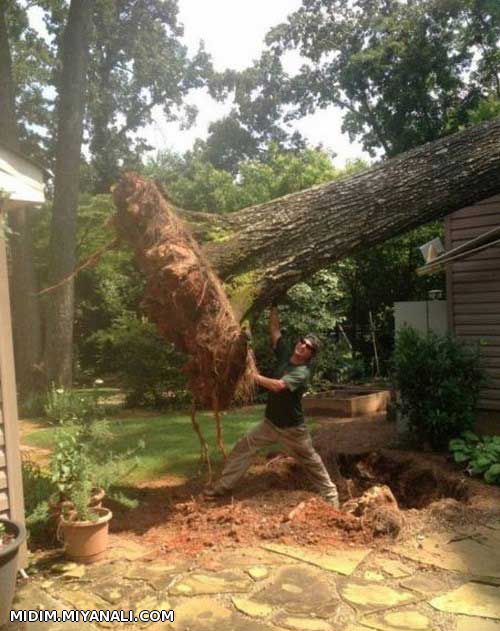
[112, 173, 255, 410]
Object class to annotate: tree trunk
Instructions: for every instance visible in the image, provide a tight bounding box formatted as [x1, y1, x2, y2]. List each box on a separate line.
[176, 117, 500, 318]
[0, 4, 44, 397]
[0, 5, 17, 150]
[9, 211, 44, 395]
[44, 0, 93, 387]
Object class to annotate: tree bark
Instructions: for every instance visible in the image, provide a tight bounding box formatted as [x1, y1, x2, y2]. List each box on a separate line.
[0, 4, 44, 397]
[175, 117, 500, 318]
[44, 1, 93, 387]
[0, 5, 17, 150]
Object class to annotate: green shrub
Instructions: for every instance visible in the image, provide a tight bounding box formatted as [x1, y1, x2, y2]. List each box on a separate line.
[92, 313, 189, 408]
[18, 392, 46, 418]
[392, 328, 486, 450]
[44, 384, 105, 425]
[22, 458, 55, 543]
[449, 432, 500, 484]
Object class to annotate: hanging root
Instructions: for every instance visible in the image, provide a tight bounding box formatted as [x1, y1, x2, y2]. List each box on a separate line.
[213, 397, 228, 461]
[190, 402, 212, 483]
[37, 238, 120, 296]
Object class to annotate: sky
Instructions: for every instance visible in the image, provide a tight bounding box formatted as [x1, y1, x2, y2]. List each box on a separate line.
[142, 0, 368, 166]
[28, 0, 368, 167]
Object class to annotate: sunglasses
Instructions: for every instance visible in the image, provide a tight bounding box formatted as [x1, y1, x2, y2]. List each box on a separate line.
[299, 337, 315, 352]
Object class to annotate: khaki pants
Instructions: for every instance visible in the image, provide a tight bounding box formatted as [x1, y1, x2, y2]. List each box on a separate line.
[216, 418, 339, 502]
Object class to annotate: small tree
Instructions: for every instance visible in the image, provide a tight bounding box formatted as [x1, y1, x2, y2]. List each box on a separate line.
[392, 327, 486, 450]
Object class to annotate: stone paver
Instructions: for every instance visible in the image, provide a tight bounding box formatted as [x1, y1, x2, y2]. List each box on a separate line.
[124, 561, 182, 591]
[340, 582, 415, 610]
[253, 565, 340, 618]
[263, 543, 370, 575]
[231, 597, 273, 619]
[364, 571, 385, 582]
[375, 558, 412, 579]
[105, 539, 150, 562]
[170, 569, 253, 596]
[6, 536, 500, 631]
[248, 566, 270, 580]
[456, 616, 500, 631]
[400, 573, 455, 597]
[361, 609, 433, 630]
[273, 614, 333, 631]
[430, 582, 500, 619]
[394, 527, 500, 579]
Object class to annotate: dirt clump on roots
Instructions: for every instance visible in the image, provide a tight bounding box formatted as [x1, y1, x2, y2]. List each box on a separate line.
[111, 173, 255, 411]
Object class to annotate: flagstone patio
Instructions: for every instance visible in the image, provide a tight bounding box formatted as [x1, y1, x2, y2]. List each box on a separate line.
[5, 518, 500, 631]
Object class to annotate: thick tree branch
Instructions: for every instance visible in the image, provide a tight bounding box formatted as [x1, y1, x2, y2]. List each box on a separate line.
[177, 118, 500, 318]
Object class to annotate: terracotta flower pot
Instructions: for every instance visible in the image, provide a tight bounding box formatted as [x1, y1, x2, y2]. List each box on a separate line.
[60, 507, 112, 564]
[0, 518, 26, 626]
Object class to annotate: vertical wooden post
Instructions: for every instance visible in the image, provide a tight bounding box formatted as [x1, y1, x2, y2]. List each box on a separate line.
[0, 207, 27, 567]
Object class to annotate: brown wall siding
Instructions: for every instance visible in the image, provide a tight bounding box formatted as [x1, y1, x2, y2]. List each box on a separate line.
[446, 195, 500, 411]
[0, 420, 8, 515]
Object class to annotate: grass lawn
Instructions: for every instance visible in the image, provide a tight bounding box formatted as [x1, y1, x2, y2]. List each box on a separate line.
[23, 405, 271, 483]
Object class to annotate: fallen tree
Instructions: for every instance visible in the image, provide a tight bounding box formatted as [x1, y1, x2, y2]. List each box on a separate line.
[109, 118, 500, 467]
[175, 117, 500, 319]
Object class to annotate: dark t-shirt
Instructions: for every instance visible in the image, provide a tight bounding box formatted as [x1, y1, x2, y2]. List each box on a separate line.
[265, 337, 311, 428]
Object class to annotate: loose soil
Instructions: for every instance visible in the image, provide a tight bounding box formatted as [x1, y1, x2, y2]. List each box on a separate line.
[108, 415, 500, 560]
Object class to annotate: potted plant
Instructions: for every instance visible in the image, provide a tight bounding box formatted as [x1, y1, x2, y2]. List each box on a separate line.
[58, 478, 112, 564]
[0, 518, 26, 625]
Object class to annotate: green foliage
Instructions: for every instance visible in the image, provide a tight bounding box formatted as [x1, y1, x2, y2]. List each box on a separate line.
[18, 392, 46, 418]
[259, 0, 500, 156]
[44, 384, 105, 425]
[68, 478, 94, 522]
[468, 97, 500, 125]
[250, 269, 348, 385]
[449, 432, 500, 485]
[85, 0, 211, 192]
[0, 212, 15, 241]
[49, 392, 144, 519]
[91, 313, 189, 408]
[22, 458, 55, 543]
[146, 142, 339, 213]
[334, 221, 446, 370]
[393, 328, 486, 450]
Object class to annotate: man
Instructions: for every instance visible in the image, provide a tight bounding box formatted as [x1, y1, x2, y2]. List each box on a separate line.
[204, 306, 340, 508]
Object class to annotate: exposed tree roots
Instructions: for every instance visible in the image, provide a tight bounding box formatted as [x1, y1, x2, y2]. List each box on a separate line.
[112, 173, 256, 462]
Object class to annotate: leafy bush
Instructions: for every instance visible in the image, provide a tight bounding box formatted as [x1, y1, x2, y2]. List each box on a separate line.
[18, 392, 46, 418]
[50, 410, 144, 518]
[22, 458, 55, 543]
[392, 327, 486, 450]
[91, 313, 190, 408]
[44, 384, 105, 425]
[449, 432, 500, 485]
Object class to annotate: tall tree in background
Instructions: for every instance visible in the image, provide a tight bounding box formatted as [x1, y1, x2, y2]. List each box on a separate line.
[222, 0, 499, 158]
[44, 0, 94, 387]
[4, 0, 211, 391]
[0, 1, 46, 396]
[87, 0, 210, 193]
